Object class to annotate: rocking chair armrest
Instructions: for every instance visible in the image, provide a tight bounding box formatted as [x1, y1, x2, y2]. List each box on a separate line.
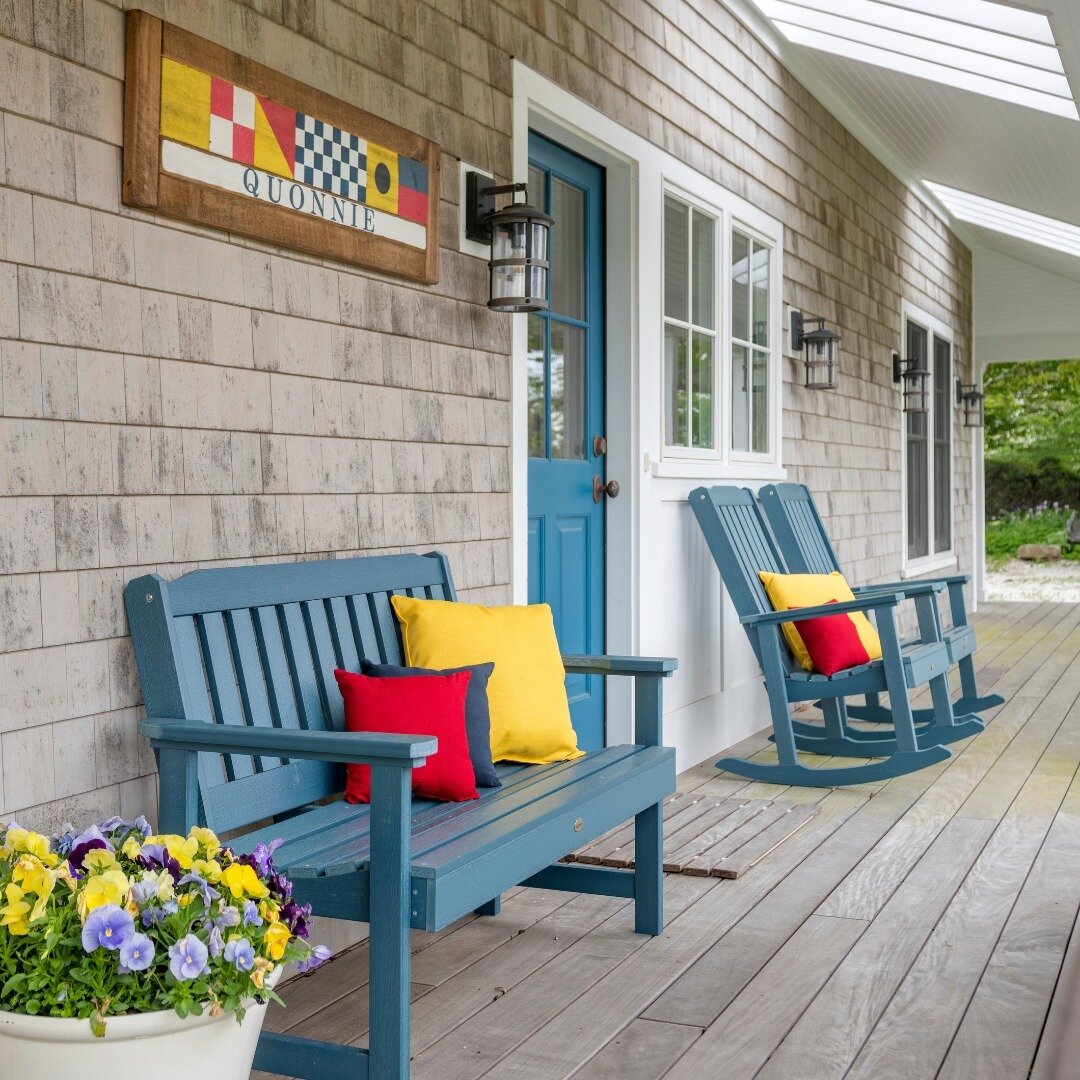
[561, 654, 678, 677]
[139, 717, 437, 766]
[853, 581, 945, 599]
[742, 592, 904, 627]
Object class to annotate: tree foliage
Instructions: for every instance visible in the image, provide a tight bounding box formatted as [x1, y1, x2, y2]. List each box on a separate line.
[984, 359, 1080, 516]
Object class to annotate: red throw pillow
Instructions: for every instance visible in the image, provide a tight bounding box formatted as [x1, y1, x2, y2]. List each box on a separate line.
[788, 601, 871, 676]
[334, 669, 479, 804]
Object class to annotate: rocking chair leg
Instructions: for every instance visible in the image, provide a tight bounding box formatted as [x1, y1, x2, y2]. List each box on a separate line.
[475, 896, 501, 917]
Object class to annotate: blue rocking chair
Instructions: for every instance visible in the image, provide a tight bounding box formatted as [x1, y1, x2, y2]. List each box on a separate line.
[758, 483, 1005, 724]
[689, 486, 982, 787]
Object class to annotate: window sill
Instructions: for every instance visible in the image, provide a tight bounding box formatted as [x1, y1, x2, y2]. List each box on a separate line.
[901, 554, 957, 579]
[651, 459, 787, 481]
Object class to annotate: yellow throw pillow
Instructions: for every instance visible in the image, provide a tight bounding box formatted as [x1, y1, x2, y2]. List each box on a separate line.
[757, 570, 882, 673]
[389, 596, 584, 764]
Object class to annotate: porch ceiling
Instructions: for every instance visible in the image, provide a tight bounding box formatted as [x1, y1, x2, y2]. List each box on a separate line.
[726, 0, 1080, 294]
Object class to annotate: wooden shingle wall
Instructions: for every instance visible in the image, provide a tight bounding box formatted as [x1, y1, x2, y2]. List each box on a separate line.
[0, 0, 971, 825]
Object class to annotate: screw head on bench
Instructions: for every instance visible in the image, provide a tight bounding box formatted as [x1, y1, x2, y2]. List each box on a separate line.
[146, 594, 153, 602]
[574, 818, 584, 832]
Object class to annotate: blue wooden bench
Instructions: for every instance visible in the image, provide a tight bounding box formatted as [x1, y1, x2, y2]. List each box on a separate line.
[124, 552, 676, 1080]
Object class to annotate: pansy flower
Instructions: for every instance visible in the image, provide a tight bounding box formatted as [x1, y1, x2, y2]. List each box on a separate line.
[81, 904, 134, 952]
[168, 934, 209, 981]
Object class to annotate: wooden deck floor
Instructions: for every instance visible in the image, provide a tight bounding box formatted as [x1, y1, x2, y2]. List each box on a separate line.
[255, 601, 1080, 1080]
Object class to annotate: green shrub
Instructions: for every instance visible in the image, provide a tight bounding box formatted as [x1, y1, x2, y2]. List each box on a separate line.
[984, 456, 1080, 517]
[985, 503, 1080, 567]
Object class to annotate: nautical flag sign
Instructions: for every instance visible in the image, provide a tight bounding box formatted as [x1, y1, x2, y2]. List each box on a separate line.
[123, 12, 440, 284]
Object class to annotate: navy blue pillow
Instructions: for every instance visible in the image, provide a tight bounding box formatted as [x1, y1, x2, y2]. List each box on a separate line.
[359, 659, 500, 788]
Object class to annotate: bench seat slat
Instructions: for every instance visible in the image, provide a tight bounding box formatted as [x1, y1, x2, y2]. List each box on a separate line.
[235, 746, 643, 874]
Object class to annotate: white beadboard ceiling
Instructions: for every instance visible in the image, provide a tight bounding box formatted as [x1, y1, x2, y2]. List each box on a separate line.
[724, 0, 1080, 360]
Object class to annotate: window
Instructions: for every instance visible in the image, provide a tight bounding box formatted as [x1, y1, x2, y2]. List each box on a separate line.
[731, 230, 771, 455]
[662, 190, 777, 464]
[663, 194, 716, 450]
[904, 313, 953, 564]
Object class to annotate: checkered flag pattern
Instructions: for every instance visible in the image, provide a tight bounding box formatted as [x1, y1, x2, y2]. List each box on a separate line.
[294, 115, 367, 202]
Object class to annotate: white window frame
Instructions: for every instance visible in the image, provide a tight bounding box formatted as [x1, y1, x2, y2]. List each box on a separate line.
[900, 300, 957, 577]
[659, 179, 784, 474]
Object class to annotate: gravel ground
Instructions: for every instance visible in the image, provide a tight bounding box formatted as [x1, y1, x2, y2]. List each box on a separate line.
[985, 558, 1080, 602]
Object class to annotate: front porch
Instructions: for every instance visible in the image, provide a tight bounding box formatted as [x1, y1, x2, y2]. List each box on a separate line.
[256, 600, 1080, 1079]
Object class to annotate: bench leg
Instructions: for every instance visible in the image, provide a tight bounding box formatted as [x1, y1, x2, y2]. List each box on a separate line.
[634, 800, 663, 935]
[475, 895, 501, 916]
[368, 766, 412, 1080]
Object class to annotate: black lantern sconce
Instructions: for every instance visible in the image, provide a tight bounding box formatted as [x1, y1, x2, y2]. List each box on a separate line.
[956, 379, 985, 428]
[465, 172, 553, 313]
[893, 351, 930, 413]
[790, 310, 841, 390]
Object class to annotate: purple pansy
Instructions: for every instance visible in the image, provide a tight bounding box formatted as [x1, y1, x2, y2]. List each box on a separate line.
[177, 872, 219, 910]
[206, 924, 225, 958]
[137, 844, 181, 882]
[241, 900, 263, 927]
[119, 932, 155, 973]
[247, 839, 284, 878]
[81, 904, 135, 953]
[168, 934, 209, 981]
[280, 899, 312, 939]
[296, 945, 332, 974]
[140, 900, 178, 928]
[68, 825, 112, 871]
[223, 937, 255, 972]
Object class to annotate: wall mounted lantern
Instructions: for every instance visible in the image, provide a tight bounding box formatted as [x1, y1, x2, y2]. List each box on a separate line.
[893, 351, 930, 413]
[465, 172, 553, 313]
[790, 310, 841, 390]
[956, 379, 985, 428]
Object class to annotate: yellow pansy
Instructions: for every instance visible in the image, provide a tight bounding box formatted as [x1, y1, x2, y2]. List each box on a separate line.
[6, 829, 52, 863]
[189, 827, 221, 858]
[259, 899, 280, 924]
[263, 921, 291, 960]
[79, 870, 130, 918]
[164, 836, 199, 870]
[122, 837, 143, 860]
[192, 858, 222, 884]
[139, 869, 174, 903]
[250, 956, 273, 989]
[220, 863, 270, 901]
[0, 884, 31, 936]
[12, 856, 55, 923]
[82, 849, 120, 875]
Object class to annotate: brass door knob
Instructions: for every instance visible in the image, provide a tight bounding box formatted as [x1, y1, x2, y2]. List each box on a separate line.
[593, 476, 620, 503]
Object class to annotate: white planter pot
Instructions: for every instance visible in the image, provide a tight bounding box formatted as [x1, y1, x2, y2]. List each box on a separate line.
[0, 968, 282, 1080]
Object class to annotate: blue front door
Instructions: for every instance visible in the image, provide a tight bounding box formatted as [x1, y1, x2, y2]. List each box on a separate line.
[527, 133, 607, 750]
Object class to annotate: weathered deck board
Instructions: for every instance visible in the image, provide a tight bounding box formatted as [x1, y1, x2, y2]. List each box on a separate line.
[253, 603, 1080, 1080]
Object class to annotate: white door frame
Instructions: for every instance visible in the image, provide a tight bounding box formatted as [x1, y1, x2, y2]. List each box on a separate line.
[511, 62, 639, 739]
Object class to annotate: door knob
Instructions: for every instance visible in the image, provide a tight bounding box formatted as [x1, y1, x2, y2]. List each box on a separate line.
[592, 434, 608, 457]
[593, 476, 620, 503]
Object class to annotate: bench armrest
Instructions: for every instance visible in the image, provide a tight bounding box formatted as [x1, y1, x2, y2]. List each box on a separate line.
[561, 654, 678, 677]
[742, 593, 903, 627]
[559, 655, 676, 749]
[139, 718, 436, 766]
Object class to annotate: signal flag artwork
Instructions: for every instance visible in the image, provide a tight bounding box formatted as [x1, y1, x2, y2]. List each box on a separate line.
[123, 10, 440, 283]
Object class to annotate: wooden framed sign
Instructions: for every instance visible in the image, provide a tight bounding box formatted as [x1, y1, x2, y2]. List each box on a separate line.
[123, 11, 440, 283]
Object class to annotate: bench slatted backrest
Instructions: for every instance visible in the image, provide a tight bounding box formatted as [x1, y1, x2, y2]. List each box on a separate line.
[125, 553, 456, 834]
[688, 485, 799, 673]
[757, 483, 842, 576]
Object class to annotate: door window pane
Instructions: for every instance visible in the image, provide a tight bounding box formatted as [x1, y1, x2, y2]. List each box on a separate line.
[731, 231, 750, 343]
[527, 315, 546, 458]
[752, 242, 769, 346]
[664, 324, 689, 447]
[692, 210, 715, 330]
[664, 196, 689, 322]
[550, 178, 585, 320]
[732, 344, 750, 453]
[550, 322, 586, 460]
[692, 336, 714, 449]
[752, 351, 769, 453]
